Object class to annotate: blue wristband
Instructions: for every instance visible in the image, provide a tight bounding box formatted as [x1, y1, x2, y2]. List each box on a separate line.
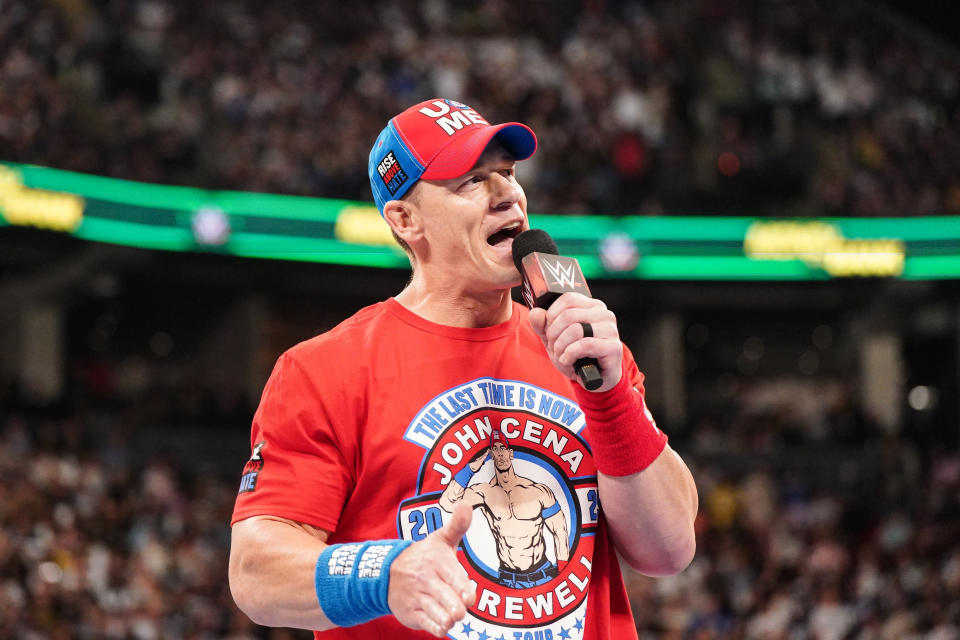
[314, 539, 412, 627]
[453, 464, 476, 487]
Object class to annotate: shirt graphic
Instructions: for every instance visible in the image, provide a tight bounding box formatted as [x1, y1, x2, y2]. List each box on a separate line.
[397, 377, 599, 640]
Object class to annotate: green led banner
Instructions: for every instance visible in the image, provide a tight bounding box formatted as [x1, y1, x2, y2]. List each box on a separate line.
[3, 161, 960, 280]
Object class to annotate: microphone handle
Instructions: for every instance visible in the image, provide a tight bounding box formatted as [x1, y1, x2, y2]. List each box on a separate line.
[533, 296, 603, 390]
[519, 250, 604, 390]
[574, 357, 603, 391]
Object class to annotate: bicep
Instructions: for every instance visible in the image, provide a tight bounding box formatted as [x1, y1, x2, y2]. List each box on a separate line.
[232, 352, 355, 533]
[535, 486, 564, 528]
[238, 515, 332, 542]
[535, 484, 558, 509]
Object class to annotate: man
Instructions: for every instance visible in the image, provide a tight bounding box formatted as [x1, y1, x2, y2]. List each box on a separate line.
[438, 427, 570, 589]
[229, 98, 698, 640]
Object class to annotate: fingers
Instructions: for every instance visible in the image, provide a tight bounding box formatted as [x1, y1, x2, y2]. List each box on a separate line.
[528, 295, 611, 346]
[422, 587, 467, 634]
[439, 555, 474, 605]
[389, 532, 475, 637]
[411, 599, 463, 638]
[528, 293, 624, 392]
[472, 448, 491, 461]
[469, 449, 490, 471]
[541, 300, 616, 364]
[552, 321, 612, 366]
[528, 306, 548, 342]
[411, 609, 448, 638]
[433, 577, 469, 622]
[391, 572, 470, 633]
[542, 294, 614, 346]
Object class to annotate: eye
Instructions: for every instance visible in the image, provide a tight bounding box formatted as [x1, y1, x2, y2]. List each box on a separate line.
[460, 174, 484, 189]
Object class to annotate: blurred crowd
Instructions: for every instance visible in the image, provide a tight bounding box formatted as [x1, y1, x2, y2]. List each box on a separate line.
[2, 390, 957, 639]
[0, 407, 275, 639]
[629, 441, 960, 639]
[3, 0, 960, 635]
[2, 0, 959, 217]
[644, 375, 959, 639]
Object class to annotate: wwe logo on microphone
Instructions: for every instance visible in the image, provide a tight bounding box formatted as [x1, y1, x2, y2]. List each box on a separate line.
[518, 253, 591, 309]
[542, 257, 583, 290]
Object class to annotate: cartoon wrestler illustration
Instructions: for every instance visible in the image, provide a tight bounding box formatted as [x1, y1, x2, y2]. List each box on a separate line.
[439, 427, 570, 588]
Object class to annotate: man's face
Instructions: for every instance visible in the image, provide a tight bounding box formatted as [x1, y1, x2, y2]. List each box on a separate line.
[491, 441, 513, 471]
[411, 139, 528, 292]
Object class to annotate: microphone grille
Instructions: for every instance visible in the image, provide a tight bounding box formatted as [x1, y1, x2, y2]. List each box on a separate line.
[512, 229, 559, 271]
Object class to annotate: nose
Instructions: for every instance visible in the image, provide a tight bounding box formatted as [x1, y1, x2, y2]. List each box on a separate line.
[489, 172, 522, 211]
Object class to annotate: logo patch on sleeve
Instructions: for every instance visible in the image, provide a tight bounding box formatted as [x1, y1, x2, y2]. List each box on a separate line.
[377, 150, 408, 195]
[238, 440, 266, 494]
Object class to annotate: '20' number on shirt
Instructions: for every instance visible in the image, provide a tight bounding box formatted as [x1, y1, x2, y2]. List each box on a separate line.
[408, 506, 444, 540]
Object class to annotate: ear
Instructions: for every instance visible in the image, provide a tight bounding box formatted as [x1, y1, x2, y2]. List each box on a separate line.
[382, 198, 423, 246]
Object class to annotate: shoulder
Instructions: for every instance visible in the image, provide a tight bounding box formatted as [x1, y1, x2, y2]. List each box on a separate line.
[285, 300, 394, 362]
[532, 482, 556, 500]
[266, 300, 396, 391]
[470, 481, 493, 496]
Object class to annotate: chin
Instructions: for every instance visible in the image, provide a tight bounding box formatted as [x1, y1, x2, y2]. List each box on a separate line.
[490, 266, 522, 289]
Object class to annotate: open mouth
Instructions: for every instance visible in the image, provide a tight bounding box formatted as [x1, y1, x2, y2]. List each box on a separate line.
[486, 222, 523, 246]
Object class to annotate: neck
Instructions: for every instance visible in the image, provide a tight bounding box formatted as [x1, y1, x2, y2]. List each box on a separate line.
[494, 466, 518, 485]
[394, 271, 515, 328]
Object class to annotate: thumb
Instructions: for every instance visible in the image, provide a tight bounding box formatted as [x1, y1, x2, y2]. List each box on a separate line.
[528, 307, 547, 342]
[434, 502, 473, 549]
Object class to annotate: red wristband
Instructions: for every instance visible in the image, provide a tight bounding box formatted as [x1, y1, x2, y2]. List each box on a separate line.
[574, 372, 667, 476]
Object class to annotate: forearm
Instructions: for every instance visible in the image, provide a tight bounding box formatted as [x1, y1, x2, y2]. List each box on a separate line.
[574, 368, 698, 575]
[546, 514, 570, 563]
[229, 516, 336, 630]
[438, 481, 466, 511]
[441, 456, 486, 511]
[598, 446, 697, 576]
[231, 507, 476, 638]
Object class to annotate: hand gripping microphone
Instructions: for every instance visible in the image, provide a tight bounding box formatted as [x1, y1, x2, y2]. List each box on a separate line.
[512, 229, 604, 391]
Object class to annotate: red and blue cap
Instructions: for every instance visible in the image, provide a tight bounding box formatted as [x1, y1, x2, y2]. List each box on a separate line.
[489, 427, 512, 449]
[368, 98, 538, 214]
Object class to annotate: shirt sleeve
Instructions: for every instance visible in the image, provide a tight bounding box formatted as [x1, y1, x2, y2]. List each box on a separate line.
[231, 351, 355, 532]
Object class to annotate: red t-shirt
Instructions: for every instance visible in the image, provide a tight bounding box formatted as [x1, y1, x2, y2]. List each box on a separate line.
[232, 299, 641, 640]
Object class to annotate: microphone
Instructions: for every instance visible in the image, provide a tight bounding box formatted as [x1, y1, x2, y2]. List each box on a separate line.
[512, 229, 604, 391]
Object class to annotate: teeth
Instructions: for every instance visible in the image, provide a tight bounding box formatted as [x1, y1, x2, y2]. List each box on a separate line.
[487, 222, 522, 247]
